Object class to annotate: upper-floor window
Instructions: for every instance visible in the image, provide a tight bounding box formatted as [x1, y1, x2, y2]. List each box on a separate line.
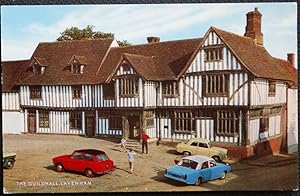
[173, 111, 194, 133]
[72, 86, 82, 99]
[71, 62, 84, 74]
[122, 64, 131, 72]
[33, 64, 45, 75]
[202, 74, 229, 97]
[162, 81, 178, 97]
[30, 86, 42, 99]
[216, 110, 238, 136]
[268, 81, 276, 96]
[204, 47, 223, 62]
[119, 78, 139, 97]
[144, 111, 155, 128]
[70, 111, 82, 129]
[103, 82, 115, 99]
[39, 111, 49, 128]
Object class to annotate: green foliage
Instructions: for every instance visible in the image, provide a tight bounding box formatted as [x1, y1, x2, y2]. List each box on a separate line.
[57, 25, 131, 46]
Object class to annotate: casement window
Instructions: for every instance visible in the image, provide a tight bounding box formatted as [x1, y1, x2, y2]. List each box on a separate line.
[259, 117, 269, 133]
[30, 86, 42, 99]
[103, 82, 115, 99]
[268, 81, 276, 96]
[173, 111, 194, 133]
[72, 86, 82, 99]
[202, 74, 229, 97]
[216, 110, 238, 136]
[119, 78, 139, 97]
[162, 81, 178, 97]
[39, 111, 49, 128]
[144, 111, 155, 128]
[70, 111, 82, 129]
[204, 47, 223, 62]
[108, 116, 122, 130]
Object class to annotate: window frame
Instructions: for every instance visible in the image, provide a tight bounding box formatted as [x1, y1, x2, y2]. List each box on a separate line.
[119, 77, 139, 97]
[204, 47, 223, 62]
[70, 111, 82, 129]
[29, 86, 42, 99]
[216, 110, 238, 137]
[108, 116, 122, 130]
[202, 74, 229, 97]
[39, 110, 49, 128]
[173, 111, 195, 134]
[259, 117, 269, 133]
[144, 111, 155, 128]
[268, 80, 276, 97]
[72, 85, 82, 99]
[162, 81, 179, 97]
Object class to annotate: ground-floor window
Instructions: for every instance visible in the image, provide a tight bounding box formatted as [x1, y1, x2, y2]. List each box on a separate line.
[39, 111, 49, 128]
[259, 117, 269, 133]
[173, 111, 194, 133]
[216, 110, 238, 136]
[70, 111, 82, 129]
[108, 116, 122, 130]
[144, 111, 155, 128]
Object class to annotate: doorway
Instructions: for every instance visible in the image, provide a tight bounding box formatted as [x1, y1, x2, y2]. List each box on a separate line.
[85, 112, 95, 137]
[27, 110, 36, 134]
[128, 115, 140, 140]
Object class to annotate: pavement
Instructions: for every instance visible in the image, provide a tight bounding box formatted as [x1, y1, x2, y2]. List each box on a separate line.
[240, 153, 298, 167]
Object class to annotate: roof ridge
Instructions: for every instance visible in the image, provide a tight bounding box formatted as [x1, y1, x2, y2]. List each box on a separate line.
[38, 38, 114, 45]
[212, 26, 254, 42]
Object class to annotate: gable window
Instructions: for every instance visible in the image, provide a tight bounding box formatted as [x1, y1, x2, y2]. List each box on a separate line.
[216, 110, 238, 136]
[204, 47, 223, 62]
[70, 111, 82, 129]
[144, 111, 155, 128]
[103, 82, 115, 99]
[71, 60, 84, 74]
[259, 117, 269, 133]
[39, 111, 49, 128]
[72, 86, 82, 99]
[122, 64, 131, 72]
[119, 78, 139, 97]
[268, 81, 276, 96]
[108, 116, 122, 130]
[33, 64, 45, 75]
[30, 86, 42, 99]
[202, 74, 229, 97]
[162, 81, 178, 97]
[173, 111, 194, 133]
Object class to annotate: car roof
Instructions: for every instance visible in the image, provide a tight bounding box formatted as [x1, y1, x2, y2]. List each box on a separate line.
[187, 138, 210, 143]
[182, 155, 214, 164]
[74, 149, 105, 155]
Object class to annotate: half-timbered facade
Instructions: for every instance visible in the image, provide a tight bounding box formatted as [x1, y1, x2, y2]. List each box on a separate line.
[2, 8, 297, 159]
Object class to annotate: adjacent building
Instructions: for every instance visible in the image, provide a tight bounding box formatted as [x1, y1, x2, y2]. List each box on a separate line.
[2, 8, 297, 159]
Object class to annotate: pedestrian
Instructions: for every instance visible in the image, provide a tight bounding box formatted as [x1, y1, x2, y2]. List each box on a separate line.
[127, 148, 136, 174]
[120, 137, 127, 152]
[140, 131, 150, 154]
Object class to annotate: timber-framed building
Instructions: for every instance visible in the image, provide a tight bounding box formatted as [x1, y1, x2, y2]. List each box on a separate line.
[2, 8, 297, 159]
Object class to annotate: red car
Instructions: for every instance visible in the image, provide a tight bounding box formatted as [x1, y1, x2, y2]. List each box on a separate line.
[52, 149, 115, 177]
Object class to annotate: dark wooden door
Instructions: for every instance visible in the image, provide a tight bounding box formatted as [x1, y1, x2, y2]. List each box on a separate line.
[27, 110, 36, 134]
[85, 116, 95, 137]
[128, 115, 140, 139]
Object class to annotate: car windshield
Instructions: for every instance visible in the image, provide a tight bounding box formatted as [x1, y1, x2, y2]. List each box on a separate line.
[96, 153, 109, 161]
[179, 159, 198, 169]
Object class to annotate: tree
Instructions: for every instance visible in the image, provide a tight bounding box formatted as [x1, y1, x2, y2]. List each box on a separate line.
[57, 25, 131, 46]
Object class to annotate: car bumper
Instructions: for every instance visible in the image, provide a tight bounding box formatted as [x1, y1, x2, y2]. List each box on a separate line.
[164, 174, 193, 185]
[95, 166, 116, 175]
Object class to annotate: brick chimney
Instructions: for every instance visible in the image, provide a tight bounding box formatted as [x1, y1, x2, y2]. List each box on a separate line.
[147, 37, 160, 44]
[287, 53, 295, 66]
[244, 7, 264, 46]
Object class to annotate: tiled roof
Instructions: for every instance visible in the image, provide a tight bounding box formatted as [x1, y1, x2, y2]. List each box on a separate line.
[2, 60, 30, 92]
[97, 38, 202, 83]
[16, 39, 114, 85]
[212, 27, 297, 87]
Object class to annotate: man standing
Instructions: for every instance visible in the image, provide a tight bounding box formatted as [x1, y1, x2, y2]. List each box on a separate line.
[140, 131, 150, 154]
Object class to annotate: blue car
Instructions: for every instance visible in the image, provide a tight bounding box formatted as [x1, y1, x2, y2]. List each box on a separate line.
[164, 155, 231, 186]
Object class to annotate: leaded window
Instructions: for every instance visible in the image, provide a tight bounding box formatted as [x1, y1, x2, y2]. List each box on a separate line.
[119, 78, 139, 97]
[202, 74, 229, 97]
[70, 111, 82, 129]
[268, 81, 276, 96]
[173, 111, 194, 133]
[30, 86, 42, 99]
[162, 81, 178, 97]
[72, 86, 82, 99]
[204, 47, 223, 61]
[144, 111, 155, 128]
[39, 111, 49, 128]
[216, 110, 238, 136]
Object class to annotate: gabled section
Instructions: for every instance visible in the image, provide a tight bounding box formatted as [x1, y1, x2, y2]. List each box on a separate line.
[29, 57, 48, 75]
[68, 55, 87, 74]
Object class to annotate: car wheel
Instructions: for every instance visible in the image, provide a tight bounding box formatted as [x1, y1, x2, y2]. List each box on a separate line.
[183, 151, 191, 156]
[212, 155, 221, 162]
[220, 171, 227, 180]
[195, 177, 202, 186]
[55, 163, 64, 172]
[85, 168, 94, 178]
[5, 159, 14, 169]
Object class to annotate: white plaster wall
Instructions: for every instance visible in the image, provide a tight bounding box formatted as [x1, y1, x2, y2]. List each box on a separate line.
[2, 111, 24, 134]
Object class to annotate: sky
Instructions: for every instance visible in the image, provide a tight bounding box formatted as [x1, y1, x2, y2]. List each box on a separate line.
[1, 3, 297, 67]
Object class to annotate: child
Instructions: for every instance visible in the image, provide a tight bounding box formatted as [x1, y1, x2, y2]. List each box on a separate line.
[120, 137, 127, 152]
[127, 148, 136, 174]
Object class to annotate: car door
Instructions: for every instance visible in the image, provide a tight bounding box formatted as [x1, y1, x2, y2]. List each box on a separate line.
[199, 161, 211, 182]
[209, 160, 220, 180]
[197, 142, 210, 157]
[189, 141, 199, 155]
[83, 153, 95, 172]
[69, 152, 84, 172]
